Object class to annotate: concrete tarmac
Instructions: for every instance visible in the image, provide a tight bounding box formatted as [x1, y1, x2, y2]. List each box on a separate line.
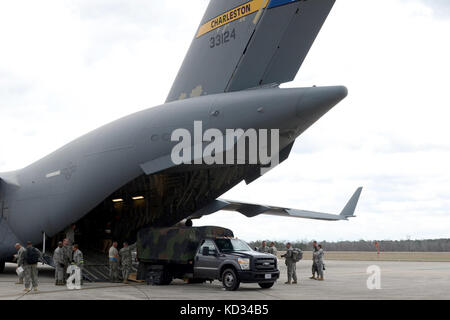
[1, 260, 449, 300]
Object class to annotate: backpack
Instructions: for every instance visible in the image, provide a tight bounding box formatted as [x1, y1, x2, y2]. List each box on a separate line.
[26, 247, 40, 264]
[291, 248, 303, 262]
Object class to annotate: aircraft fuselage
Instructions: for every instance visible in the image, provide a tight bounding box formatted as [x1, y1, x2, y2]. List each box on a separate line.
[0, 86, 347, 259]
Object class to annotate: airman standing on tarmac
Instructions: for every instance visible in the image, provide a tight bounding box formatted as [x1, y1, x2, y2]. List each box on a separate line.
[53, 242, 65, 285]
[109, 241, 120, 283]
[119, 242, 136, 284]
[258, 241, 269, 253]
[23, 241, 42, 292]
[281, 242, 297, 285]
[314, 244, 325, 281]
[268, 242, 278, 256]
[14, 243, 26, 285]
[310, 240, 319, 280]
[72, 244, 84, 285]
[62, 238, 73, 281]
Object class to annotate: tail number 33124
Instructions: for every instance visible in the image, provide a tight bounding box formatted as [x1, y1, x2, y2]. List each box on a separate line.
[210, 29, 236, 49]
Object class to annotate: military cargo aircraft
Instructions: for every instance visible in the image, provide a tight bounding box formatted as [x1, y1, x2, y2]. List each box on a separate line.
[0, 0, 362, 272]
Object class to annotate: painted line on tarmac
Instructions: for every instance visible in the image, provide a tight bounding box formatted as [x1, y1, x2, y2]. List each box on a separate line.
[130, 283, 152, 300]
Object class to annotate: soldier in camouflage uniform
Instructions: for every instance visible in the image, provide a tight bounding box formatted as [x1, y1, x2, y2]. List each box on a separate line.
[14, 243, 26, 285]
[62, 238, 73, 280]
[268, 242, 277, 256]
[72, 244, 84, 285]
[258, 241, 269, 253]
[23, 241, 42, 292]
[109, 241, 120, 282]
[310, 241, 319, 280]
[281, 242, 297, 285]
[53, 242, 65, 285]
[314, 244, 325, 281]
[119, 242, 136, 284]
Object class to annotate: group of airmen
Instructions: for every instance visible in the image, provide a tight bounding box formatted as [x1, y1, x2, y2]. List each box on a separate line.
[13, 237, 83, 292]
[258, 240, 325, 285]
[256, 241, 278, 255]
[108, 241, 136, 284]
[14, 241, 42, 292]
[52, 238, 84, 286]
[13, 224, 137, 290]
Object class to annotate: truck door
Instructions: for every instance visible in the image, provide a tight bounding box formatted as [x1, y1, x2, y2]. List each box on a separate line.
[194, 239, 220, 279]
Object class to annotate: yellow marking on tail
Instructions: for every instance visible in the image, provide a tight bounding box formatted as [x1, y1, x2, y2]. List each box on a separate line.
[196, 0, 269, 38]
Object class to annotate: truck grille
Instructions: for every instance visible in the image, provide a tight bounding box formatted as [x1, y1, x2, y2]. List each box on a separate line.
[254, 258, 276, 271]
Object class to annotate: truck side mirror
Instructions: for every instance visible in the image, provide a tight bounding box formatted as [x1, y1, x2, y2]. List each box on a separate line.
[202, 247, 209, 256]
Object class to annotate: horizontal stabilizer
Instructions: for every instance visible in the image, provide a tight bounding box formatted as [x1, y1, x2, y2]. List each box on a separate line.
[189, 187, 363, 221]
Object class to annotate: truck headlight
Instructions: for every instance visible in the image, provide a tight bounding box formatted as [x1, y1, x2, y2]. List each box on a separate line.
[238, 258, 250, 270]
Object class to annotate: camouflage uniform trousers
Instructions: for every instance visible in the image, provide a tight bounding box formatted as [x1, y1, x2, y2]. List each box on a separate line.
[121, 262, 132, 281]
[16, 247, 26, 284]
[77, 265, 84, 285]
[109, 260, 119, 281]
[24, 264, 38, 289]
[316, 262, 324, 278]
[312, 262, 318, 277]
[286, 261, 297, 283]
[55, 264, 64, 283]
[63, 245, 73, 280]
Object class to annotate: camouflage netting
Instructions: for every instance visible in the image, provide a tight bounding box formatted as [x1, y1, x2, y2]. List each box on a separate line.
[137, 226, 233, 264]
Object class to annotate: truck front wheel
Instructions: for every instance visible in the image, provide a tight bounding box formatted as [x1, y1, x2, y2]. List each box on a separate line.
[258, 282, 275, 289]
[222, 268, 240, 291]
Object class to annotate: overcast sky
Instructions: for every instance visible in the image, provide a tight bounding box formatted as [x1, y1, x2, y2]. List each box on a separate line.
[1, 0, 449, 242]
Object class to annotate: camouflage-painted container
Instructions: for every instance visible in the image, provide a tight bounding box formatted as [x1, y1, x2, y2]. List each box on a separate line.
[137, 226, 234, 264]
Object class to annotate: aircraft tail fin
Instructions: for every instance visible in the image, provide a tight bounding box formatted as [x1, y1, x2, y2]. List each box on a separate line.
[166, 0, 336, 102]
[340, 187, 363, 218]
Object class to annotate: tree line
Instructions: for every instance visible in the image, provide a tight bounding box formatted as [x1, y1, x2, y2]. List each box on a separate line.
[248, 239, 450, 252]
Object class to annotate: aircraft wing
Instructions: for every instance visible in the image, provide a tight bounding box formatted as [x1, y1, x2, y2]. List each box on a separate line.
[190, 187, 363, 221]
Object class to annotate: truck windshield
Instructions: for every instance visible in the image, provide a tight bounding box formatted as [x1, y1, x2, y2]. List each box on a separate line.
[215, 239, 252, 252]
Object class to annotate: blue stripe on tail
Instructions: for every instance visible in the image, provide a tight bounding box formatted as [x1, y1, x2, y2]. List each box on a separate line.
[268, 0, 299, 9]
